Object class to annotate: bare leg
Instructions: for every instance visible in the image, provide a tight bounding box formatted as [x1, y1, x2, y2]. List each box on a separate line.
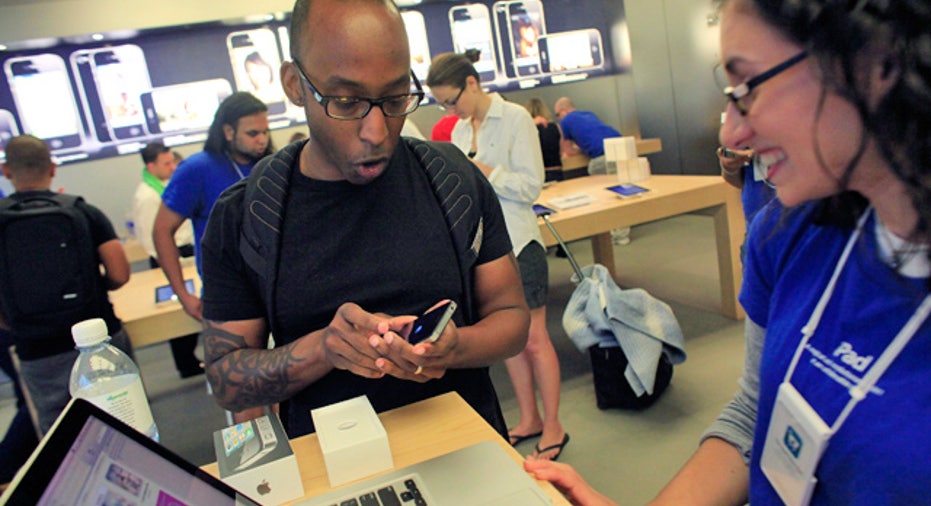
[505, 348, 543, 441]
[525, 306, 566, 459]
[505, 306, 566, 459]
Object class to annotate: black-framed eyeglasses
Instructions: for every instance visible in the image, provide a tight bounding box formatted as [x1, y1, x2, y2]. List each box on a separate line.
[291, 59, 425, 120]
[716, 50, 808, 116]
[437, 87, 465, 111]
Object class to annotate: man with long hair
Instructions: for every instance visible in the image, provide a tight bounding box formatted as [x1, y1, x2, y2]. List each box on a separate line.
[153, 92, 272, 323]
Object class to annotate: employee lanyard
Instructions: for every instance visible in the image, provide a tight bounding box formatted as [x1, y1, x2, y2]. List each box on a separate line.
[226, 154, 247, 180]
[784, 207, 931, 433]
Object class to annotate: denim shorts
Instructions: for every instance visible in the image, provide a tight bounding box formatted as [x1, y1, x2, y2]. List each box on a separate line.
[517, 241, 548, 309]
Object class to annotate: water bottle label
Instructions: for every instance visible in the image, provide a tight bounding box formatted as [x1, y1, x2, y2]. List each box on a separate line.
[82, 377, 156, 436]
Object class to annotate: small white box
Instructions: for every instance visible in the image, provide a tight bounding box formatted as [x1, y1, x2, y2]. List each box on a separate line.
[604, 136, 637, 163]
[615, 158, 640, 184]
[619, 136, 638, 161]
[213, 414, 304, 506]
[630, 157, 651, 182]
[311, 395, 393, 487]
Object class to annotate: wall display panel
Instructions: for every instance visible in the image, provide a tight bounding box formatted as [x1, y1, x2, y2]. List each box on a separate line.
[410, 0, 629, 96]
[0, 19, 296, 165]
[0, 0, 628, 165]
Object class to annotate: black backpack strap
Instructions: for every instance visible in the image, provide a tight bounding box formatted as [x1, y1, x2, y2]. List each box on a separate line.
[404, 138, 483, 323]
[0, 193, 82, 212]
[239, 141, 303, 335]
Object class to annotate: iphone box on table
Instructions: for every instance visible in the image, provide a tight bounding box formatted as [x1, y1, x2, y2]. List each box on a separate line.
[311, 395, 393, 487]
[212, 413, 303, 505]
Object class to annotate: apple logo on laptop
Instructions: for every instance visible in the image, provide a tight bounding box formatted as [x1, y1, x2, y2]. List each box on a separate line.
[256, 480, 271, 495]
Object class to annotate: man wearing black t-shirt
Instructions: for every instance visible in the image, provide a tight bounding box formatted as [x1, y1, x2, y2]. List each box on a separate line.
[200, 0, 529, 437]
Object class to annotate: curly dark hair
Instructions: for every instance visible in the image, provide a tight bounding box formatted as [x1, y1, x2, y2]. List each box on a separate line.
[728, 0, 931, 239]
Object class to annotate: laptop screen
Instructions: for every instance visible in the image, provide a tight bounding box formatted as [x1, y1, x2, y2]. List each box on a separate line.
[2, 399, 258, 506]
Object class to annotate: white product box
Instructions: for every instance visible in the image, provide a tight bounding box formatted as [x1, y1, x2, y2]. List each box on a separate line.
[630, 157, 651, 182]
[615, 159, 640, 184]
[604, 136, 640, 183]
[604, 136, 638, 162]
[311, 395, 393, 487]
[213, 414, 304, 506]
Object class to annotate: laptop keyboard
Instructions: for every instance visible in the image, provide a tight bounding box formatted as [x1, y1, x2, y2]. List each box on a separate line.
[325, 474, 430, 506]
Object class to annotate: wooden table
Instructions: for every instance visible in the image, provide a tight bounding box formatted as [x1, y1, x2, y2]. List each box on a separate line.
[538, 175, 745, 319]
[109, 259, 203, 348]
[202, 392, 570, 505]
[121, 237, 150, 264]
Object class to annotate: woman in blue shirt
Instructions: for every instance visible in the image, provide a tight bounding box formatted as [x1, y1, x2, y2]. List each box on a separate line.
[525, 0, 931, 504]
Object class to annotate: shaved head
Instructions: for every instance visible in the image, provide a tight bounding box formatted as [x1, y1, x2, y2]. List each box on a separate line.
[2, 135, 55, 188]
[289, 0, 403, 63]
[282, 0, 412, 184]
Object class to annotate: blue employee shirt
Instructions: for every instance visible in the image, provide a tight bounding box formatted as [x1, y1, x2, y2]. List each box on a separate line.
[559, 110, 621, 158]
[161, 150, 254, 275]
[740, 202, 931, 505]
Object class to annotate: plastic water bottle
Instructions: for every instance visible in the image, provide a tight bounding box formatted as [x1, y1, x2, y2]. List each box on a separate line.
[69, 318, 159, 441]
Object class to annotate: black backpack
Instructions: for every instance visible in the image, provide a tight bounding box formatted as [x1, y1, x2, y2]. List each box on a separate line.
[0, 193, 101, 336]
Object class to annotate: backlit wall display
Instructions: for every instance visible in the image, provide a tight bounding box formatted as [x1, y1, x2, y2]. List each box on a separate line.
[0, 0, 628, 165]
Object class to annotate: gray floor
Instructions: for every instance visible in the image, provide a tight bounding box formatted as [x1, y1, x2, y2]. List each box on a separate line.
[0, 212, 745, 505]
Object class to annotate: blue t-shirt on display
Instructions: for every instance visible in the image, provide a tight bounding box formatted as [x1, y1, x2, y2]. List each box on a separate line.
[740, 202, 931, 505]
[161, 150, 253, 275]
[559, 110, 621, 158]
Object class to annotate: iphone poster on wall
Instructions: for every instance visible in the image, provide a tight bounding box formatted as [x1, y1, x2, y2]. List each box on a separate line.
[0, 0, 627, 165]
[416, 0, 624, 91]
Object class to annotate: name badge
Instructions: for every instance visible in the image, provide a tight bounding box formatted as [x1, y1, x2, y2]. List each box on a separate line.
[761, 382, 833, 506]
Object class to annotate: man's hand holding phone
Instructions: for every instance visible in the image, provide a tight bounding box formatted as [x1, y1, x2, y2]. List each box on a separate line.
[373, 300, 459, 383]
[320, 302, 394, 379]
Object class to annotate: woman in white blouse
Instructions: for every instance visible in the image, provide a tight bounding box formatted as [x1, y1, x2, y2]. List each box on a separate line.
[427, 50, 569, 461]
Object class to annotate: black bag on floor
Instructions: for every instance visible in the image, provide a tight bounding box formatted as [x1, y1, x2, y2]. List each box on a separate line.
[588, 345, 674, 410]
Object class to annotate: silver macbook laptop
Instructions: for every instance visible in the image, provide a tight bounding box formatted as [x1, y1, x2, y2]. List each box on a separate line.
[296, 440, 552, 506]
[0, 398, 259, 506]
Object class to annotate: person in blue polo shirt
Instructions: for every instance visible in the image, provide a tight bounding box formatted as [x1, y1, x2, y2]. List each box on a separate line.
[553, 97, 630, 245]
[553, 96, 621, 176]
[153, 92, 273, 323]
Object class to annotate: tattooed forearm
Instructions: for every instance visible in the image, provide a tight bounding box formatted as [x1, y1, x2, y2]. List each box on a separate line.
[201, 325, 308, 412]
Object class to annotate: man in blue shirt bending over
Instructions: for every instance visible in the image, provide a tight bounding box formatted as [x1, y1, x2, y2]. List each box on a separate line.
[554, 96, 631, 245]
[553, 96, 621, 176]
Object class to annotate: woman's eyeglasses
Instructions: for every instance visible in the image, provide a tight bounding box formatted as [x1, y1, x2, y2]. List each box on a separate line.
[715, 50, 808, 116]
[437, 87, 465, 111]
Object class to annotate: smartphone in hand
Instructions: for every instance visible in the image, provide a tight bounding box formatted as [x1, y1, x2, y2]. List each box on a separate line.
[408, 300, 458, 345]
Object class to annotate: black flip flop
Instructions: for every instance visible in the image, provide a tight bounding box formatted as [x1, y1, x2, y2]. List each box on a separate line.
[508, 430, 542, 447]
[533, 433, 570, 461]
